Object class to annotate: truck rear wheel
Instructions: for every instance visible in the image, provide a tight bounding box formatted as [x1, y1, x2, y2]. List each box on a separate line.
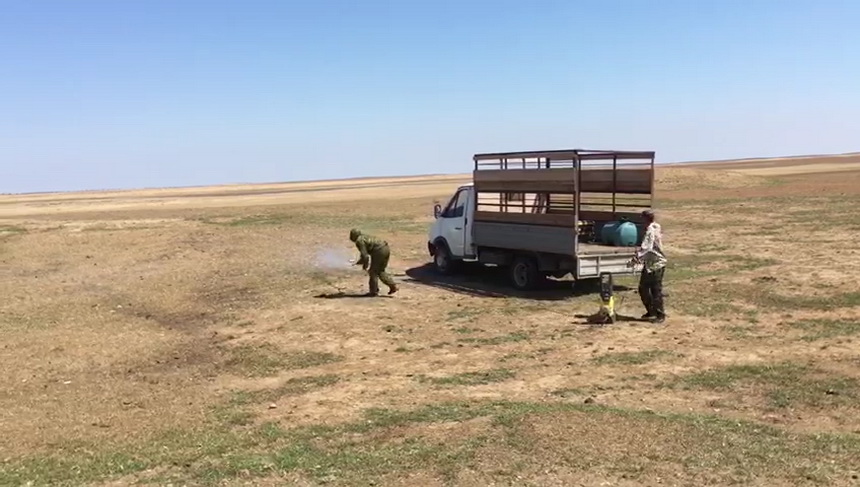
[510, 255, 542, 291]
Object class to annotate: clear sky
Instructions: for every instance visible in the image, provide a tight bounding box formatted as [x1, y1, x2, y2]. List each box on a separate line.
[2, 0, 859, 193]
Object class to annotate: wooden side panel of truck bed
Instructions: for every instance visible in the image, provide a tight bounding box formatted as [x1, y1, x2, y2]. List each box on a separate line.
[472, 221, 576, 256]
[473, 167, 652, 194]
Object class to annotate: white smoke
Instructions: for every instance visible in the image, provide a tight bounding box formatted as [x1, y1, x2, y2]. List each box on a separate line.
[313, 247, 354, 271]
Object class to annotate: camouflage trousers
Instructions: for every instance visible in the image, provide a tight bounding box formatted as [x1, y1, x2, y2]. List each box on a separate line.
[368, 245, 396, 294]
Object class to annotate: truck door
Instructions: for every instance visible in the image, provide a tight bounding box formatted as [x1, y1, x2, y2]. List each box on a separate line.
[440, 187, 469, 257]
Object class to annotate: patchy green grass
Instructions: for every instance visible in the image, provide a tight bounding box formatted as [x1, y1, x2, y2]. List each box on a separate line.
[744, 309, 761, 324]
[668, 277, 860, 318]
[80, 224, 165, 232]
[498, 302, 548, 316]
[678, 363, 804, 390]
[229, 375, 341, 406]
[196, 212, 426, 234]
[592, 349, 678, 366]
[723, 324, 771, 341]
[4, 400, 860, 486]
[664, 254, 708, 281]
[725, 285, 860, 312]
[458, 332, 530, 347]
[0, 224, 27, 238]
[696, 243, 731, 253]
[787, 207, 860, 227]
[222, 344, 285, 377]
[212, 405, 257, 427]
[447, 308, 482, 322]
[210, 214, 300, 227]
[620, 373, 660, 383]
[787, 319, 860, 342]
[550, 387, 589, 398]
[674, 362, 859, 409]
[666, 252, 779, 282]
[660, 194, 840, 211]
[498, 348, 554, 363]
[732, 255, 781, 271]
[416, 369, 516, 387]
[683, 300, 743, 318]
[281, 351, 343, 370]
[737, 226, 783, 237]
[223, 344, 342, 378]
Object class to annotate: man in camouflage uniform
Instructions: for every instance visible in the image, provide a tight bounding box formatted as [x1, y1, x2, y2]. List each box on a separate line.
[349, 228, 399, 296]
[632, 210, 667, 323]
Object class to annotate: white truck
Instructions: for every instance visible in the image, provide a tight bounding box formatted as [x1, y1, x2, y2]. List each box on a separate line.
[426, 149, 656, 290]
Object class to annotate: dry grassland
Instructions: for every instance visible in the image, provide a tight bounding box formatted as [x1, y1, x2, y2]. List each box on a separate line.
[2, 155, 860, 486]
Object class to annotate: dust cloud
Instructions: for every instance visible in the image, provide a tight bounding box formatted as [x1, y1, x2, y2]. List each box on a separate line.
[313, 247, 354, 271]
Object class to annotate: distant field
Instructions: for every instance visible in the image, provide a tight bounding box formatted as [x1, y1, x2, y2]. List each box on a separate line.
[2, 153, 860, 486]
[3, 152, 860, 217]
[0, 174, 471, 217]
[678, 152, 860, 175]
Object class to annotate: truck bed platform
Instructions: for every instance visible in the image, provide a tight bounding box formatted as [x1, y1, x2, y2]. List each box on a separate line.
[577, 243, 638, 256]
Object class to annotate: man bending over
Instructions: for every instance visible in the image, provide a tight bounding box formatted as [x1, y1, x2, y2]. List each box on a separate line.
[349, 228, 399, 297]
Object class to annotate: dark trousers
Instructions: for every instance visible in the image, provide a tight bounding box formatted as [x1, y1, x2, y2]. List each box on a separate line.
[639, 267, 665, 317]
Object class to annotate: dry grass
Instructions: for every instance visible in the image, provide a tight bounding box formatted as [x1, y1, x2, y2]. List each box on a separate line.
[2, 157, 860, 485]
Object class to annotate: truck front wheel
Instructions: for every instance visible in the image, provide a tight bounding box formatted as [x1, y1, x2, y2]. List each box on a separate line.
[432, 242, 457, 275]
[510, 255, 542, 291]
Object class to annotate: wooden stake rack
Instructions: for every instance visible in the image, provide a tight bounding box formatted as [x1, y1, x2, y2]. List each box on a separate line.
[471, 149, 656, 229]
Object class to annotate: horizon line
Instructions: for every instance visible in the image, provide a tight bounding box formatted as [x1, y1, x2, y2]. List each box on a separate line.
[4, 150, 859, 197]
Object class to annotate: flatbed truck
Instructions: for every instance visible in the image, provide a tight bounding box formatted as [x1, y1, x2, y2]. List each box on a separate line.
[426, 149, 656, 290]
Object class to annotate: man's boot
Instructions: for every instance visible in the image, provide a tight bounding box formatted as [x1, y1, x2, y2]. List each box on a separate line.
[388, 284, 399, 295]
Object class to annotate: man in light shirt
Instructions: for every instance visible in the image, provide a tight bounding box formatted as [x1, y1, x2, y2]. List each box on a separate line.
[633, 209, 667, 323]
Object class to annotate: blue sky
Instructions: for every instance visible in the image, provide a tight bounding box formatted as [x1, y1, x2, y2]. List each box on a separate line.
[1, 0, 858, 193]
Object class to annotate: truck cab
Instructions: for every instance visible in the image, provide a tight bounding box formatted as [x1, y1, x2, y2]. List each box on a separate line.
[427, 149, 655, 290]
[428, 183, 476, 272]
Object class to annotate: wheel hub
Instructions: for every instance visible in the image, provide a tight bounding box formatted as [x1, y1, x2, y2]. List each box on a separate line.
[435, 249, 448, 269]
[513, 263, 528, 286]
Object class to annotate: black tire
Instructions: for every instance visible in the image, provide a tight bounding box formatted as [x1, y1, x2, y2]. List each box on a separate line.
[432, 241, 458, 275]
[509, 255, 543, 291]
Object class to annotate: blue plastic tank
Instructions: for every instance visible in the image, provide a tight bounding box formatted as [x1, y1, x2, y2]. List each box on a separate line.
[614, 221, 639, 247]
[600, 222, 619, 244]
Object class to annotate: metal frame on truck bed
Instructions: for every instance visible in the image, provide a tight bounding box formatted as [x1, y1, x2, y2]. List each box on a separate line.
[472, 149, 655, 226]
[427, 149, 656, 290]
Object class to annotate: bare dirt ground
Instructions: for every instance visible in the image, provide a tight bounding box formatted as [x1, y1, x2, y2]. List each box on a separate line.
[2, 154, 860, 486]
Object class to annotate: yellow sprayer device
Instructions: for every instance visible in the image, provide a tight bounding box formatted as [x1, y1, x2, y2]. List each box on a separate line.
[588, 273, 622, 325]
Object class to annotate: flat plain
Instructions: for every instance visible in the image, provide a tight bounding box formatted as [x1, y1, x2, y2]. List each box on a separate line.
[2, 153, 860, 486]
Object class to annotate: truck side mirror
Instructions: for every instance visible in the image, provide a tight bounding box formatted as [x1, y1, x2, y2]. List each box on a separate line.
[433, 204, 442, 219]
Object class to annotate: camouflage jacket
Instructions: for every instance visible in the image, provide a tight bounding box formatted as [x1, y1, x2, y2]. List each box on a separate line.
[354, 233, 388, 265]
[635, 222, 667, 272]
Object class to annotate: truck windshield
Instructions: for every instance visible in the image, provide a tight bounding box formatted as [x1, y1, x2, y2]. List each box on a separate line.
[442, 189, 467, 218]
